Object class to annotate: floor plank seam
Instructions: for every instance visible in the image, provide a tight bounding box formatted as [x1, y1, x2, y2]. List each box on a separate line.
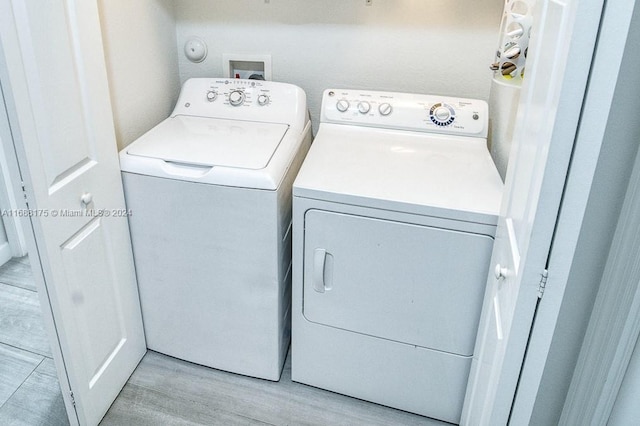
[0, 280, 36, 292]
[0, 341, 50, 359]
[0, 358, 43, 412]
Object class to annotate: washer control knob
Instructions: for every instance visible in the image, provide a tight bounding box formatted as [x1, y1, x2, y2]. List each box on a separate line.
[206, 90, 217, 102]
[357, 101, 371, 114]
[228, 90, 245, 106]
[257, 94, 270, 106]
[378, 102, 393, 116]
[336, 99, 350, 112]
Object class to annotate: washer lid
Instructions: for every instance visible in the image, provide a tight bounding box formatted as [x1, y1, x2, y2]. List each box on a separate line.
[126, 116, 289, 170]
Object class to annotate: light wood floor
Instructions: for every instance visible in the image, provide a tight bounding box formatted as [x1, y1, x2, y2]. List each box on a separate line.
[0, 257, 451, 425]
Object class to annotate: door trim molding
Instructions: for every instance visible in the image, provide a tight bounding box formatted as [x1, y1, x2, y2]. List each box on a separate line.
[0, 70, 28, 258]
[508, 0, 639, 423]
[560, 137, 640, 424]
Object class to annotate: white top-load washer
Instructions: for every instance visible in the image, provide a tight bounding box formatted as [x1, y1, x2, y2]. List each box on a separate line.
[291, 89, 502, 423]
[120, 78, 311, 381]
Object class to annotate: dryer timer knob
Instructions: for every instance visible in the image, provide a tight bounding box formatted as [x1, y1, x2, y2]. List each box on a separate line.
[434, 106, 451, 121]
[379, 103, 393, 116]
[430, 103, 456, 126]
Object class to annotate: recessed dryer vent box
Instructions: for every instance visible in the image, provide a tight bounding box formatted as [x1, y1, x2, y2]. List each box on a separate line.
[223, 54, 272, 80]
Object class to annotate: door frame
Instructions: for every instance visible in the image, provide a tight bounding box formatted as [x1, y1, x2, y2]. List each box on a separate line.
[560, 129, 640, 424]
[553, 0, 640, 422]
[0, 76, 28, 259]
[507, 0, 640, 422]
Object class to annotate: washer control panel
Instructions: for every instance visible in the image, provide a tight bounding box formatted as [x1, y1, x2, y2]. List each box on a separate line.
[198, 79, 273, 108]
[170, 78, 307, 127]
[322, 89, 488, 138]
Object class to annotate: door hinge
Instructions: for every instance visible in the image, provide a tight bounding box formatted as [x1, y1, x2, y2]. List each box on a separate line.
[538, 269, 549, 298]
[69, 390, 76, 407]
[20, 181, 29, 205]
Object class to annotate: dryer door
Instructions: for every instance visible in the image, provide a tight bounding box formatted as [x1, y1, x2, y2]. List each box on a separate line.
[302, 209, 494, 356]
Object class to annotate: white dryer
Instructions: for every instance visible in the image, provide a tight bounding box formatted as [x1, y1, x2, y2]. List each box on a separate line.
[291, 89, 502, 423]
[120, 78, 311, 381]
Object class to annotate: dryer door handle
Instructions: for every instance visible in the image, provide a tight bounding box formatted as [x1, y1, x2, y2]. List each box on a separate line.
[313, 248, 327, 293]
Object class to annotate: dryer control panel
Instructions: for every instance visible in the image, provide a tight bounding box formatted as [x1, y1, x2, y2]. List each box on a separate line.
[321, 89, 488, 138]
[171, 78, 307, 132]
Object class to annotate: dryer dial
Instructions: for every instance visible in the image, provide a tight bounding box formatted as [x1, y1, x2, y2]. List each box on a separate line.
[430, 103, 456, 126]
[358, 101, 371, 114]
[228, 90, 246, 106]
[378, 102, 393, 116]
[336, 99, 350, 112]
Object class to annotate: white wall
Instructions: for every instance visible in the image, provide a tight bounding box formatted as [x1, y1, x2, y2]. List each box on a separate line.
[98, 0, 181, 150]
[175, 0, 503, 132]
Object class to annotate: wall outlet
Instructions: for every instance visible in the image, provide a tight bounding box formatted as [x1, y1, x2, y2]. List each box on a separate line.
[223, 54, 272, 80]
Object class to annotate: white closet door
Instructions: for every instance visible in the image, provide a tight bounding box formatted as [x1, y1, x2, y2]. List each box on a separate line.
[461, 0, 604, 423]
[0, 1, 146, 424]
